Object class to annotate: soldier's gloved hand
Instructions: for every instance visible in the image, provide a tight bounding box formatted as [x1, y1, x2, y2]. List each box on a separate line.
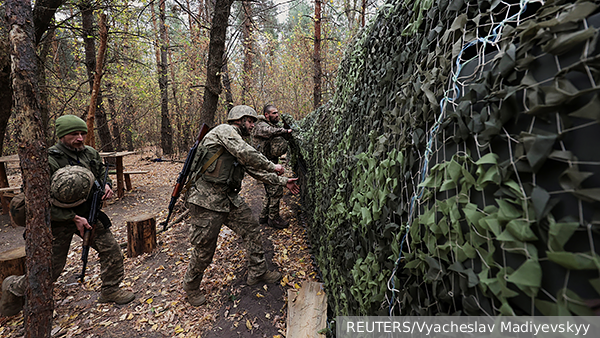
[286, 178, 300, 194]
[102, 184, 114, 200]
[73, 215, 92, 237]
[274, 164, 285, 175]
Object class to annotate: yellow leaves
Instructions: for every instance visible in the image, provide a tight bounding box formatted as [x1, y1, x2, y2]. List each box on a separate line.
[146, 298, 153, 304]
[294, 283, 301, 289]
[280, 275, 290, 286]
[174, 324, 185, 334]
[265, 313, 271, 319]
[263, 285, 269, 291]
[155, 265, 165, 271]
[256, 292, 264, 298]
[246, 319, 253, 330]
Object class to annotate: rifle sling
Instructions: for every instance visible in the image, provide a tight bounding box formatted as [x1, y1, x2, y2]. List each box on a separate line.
[200, 147, 225, 174]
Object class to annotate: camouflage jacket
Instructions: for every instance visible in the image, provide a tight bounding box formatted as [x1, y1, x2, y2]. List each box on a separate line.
[187, 124, 288, 212]
[252, 115, 289, 161]
[48, 142, 112, 222]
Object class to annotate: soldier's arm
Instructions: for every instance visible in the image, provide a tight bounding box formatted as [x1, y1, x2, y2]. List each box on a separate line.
[246, 167, 289, 186]
[218, 129, 278, 173]
[253, 121, 289, 139]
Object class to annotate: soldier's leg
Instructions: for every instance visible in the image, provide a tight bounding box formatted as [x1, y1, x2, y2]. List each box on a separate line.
[225, 201, 268, 280]
[90, 222, 124, 289]
[259, 183, 270, 223]
[51, 222, 77, 282]
[1, 222, 74, 316]
[183, 204, 226, 291]
[267, 184, 284, 219]
[90, 221, 135, 304]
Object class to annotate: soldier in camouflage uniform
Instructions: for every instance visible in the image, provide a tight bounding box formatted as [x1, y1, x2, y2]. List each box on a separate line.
[183, 105, 300, 306]
[252, 104, 293, 229]
[0, 115, 134, 317]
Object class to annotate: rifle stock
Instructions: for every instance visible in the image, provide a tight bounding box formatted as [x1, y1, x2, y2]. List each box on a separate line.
[79, 162, 110, 283]
[161, 123, 210, 231]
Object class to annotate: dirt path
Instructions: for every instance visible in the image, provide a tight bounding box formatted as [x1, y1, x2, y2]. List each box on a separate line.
[0, 151, 318, 337]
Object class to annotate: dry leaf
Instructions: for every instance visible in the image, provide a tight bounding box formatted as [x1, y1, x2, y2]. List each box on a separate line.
[246, 319, 252, 330]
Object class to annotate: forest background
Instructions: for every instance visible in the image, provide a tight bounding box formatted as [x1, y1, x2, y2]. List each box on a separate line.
[1, 0, 382, 157]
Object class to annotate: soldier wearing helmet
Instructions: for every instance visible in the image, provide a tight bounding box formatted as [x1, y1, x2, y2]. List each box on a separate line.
[0, 115, 135, 318]
[252, 104, 293, 229]
[182, 105, 300, 307]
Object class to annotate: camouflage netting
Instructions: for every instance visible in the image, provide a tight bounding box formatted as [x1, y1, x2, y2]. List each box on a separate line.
[284, 0, 600, 317]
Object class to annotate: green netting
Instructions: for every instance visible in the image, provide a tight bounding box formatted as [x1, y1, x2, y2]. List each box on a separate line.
[284, 0, 600, 317]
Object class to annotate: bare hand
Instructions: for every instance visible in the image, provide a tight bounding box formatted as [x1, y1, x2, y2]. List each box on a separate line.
[73, 215, 92, 237]
[102, 184, 113, 200]
[274, 164, 285, 176]
[286, 178, 300, 194]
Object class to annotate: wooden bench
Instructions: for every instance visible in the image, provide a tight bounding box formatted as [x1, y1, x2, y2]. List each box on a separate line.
[0, 186, 21, 214]
[109, 170, 149, 191]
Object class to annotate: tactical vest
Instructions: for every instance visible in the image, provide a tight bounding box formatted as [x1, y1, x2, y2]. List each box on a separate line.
[194, 145, 245, 194]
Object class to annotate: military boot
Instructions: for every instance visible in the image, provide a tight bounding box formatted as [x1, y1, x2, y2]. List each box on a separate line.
[0, 276, 24, 317]
[247, 270, 282, 286]
[267, 215, 289, 229]
[183, 282, 206, 306]
[97, 287, 135, 304]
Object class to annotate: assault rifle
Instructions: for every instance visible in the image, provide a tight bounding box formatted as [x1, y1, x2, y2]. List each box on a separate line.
[79, 163, 109, 283]
[160, 123, 210, 232]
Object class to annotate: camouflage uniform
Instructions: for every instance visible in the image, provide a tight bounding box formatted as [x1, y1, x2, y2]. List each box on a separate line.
[252, 115, 289, 221]
[184, 123, 288, 290]
[6, 142, 124, 297]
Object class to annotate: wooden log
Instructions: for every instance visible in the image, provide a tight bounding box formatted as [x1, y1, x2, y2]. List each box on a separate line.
[0, 246, 26, 299]
[287, 281, 328, 337]
[126, 214, 157, 258]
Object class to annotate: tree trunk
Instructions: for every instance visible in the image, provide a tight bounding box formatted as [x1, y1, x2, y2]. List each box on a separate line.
[241, 0, 253, 104]
[0, 7, 13, 156]
[222, 57, 234, 112]
[37, 28, 54, 141]
[80, 1, 113, 151]
[159, 0, 173, 155]
[107, 86, 123, 151]
[6, 1, 53, 336]
[199, 0, 234, 126]
[360, 0, 366, 27]
[313, 0, 322, 109]
[83, 13, 108, 148]
[126, 214, 157, 258]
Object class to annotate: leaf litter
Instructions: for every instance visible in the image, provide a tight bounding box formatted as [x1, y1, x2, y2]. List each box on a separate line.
[1, 149, 319, 337]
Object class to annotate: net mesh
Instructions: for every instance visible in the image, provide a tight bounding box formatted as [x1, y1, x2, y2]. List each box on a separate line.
[287, 0, 600, 317]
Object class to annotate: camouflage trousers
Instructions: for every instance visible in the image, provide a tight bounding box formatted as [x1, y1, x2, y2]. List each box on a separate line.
[183, 202, 267, 290]
[259, 182, 283, 220]
[7, 219, 124, 297]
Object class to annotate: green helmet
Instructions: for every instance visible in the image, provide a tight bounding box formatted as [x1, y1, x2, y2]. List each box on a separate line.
[227, 105, 258, 122]
[51, 166, 95, 208]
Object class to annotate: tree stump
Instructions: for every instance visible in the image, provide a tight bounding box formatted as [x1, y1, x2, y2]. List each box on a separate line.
[126, 214, 157, 258]
[0, 246, 26, 299]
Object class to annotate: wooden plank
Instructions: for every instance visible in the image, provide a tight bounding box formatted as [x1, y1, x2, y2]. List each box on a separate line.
[287, 281, 327, 338]
[0, 186, 21, 192]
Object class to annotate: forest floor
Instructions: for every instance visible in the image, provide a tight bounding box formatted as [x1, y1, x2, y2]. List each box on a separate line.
[0, 148, 319, 338]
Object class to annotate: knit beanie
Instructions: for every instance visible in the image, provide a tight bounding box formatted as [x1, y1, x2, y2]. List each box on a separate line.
[56, 115, 88, 138]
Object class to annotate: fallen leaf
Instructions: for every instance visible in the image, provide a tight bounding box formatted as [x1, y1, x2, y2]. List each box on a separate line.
[246, 319, 252, 330]
[256, 293, 264, 298]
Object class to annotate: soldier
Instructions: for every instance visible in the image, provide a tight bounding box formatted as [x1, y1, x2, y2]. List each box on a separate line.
[252, 104, 293, 229]
[183, 105, 300, 306]
[0, 115, 135, 317]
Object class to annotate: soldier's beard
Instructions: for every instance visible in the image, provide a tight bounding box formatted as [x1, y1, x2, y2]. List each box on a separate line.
[61, 141, 85, 152]
[239, 124, 251, 136]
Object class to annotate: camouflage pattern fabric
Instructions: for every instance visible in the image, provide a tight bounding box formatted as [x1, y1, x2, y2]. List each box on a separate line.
[6, 218, 124, 296]
[183, 203, 267, 290]
[50, 166, 95, 208]
[48, 142, 112, 222]
[187, 123, 288, 213]
[252, 115, 289, 161]
[260, 183, 284, 220]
